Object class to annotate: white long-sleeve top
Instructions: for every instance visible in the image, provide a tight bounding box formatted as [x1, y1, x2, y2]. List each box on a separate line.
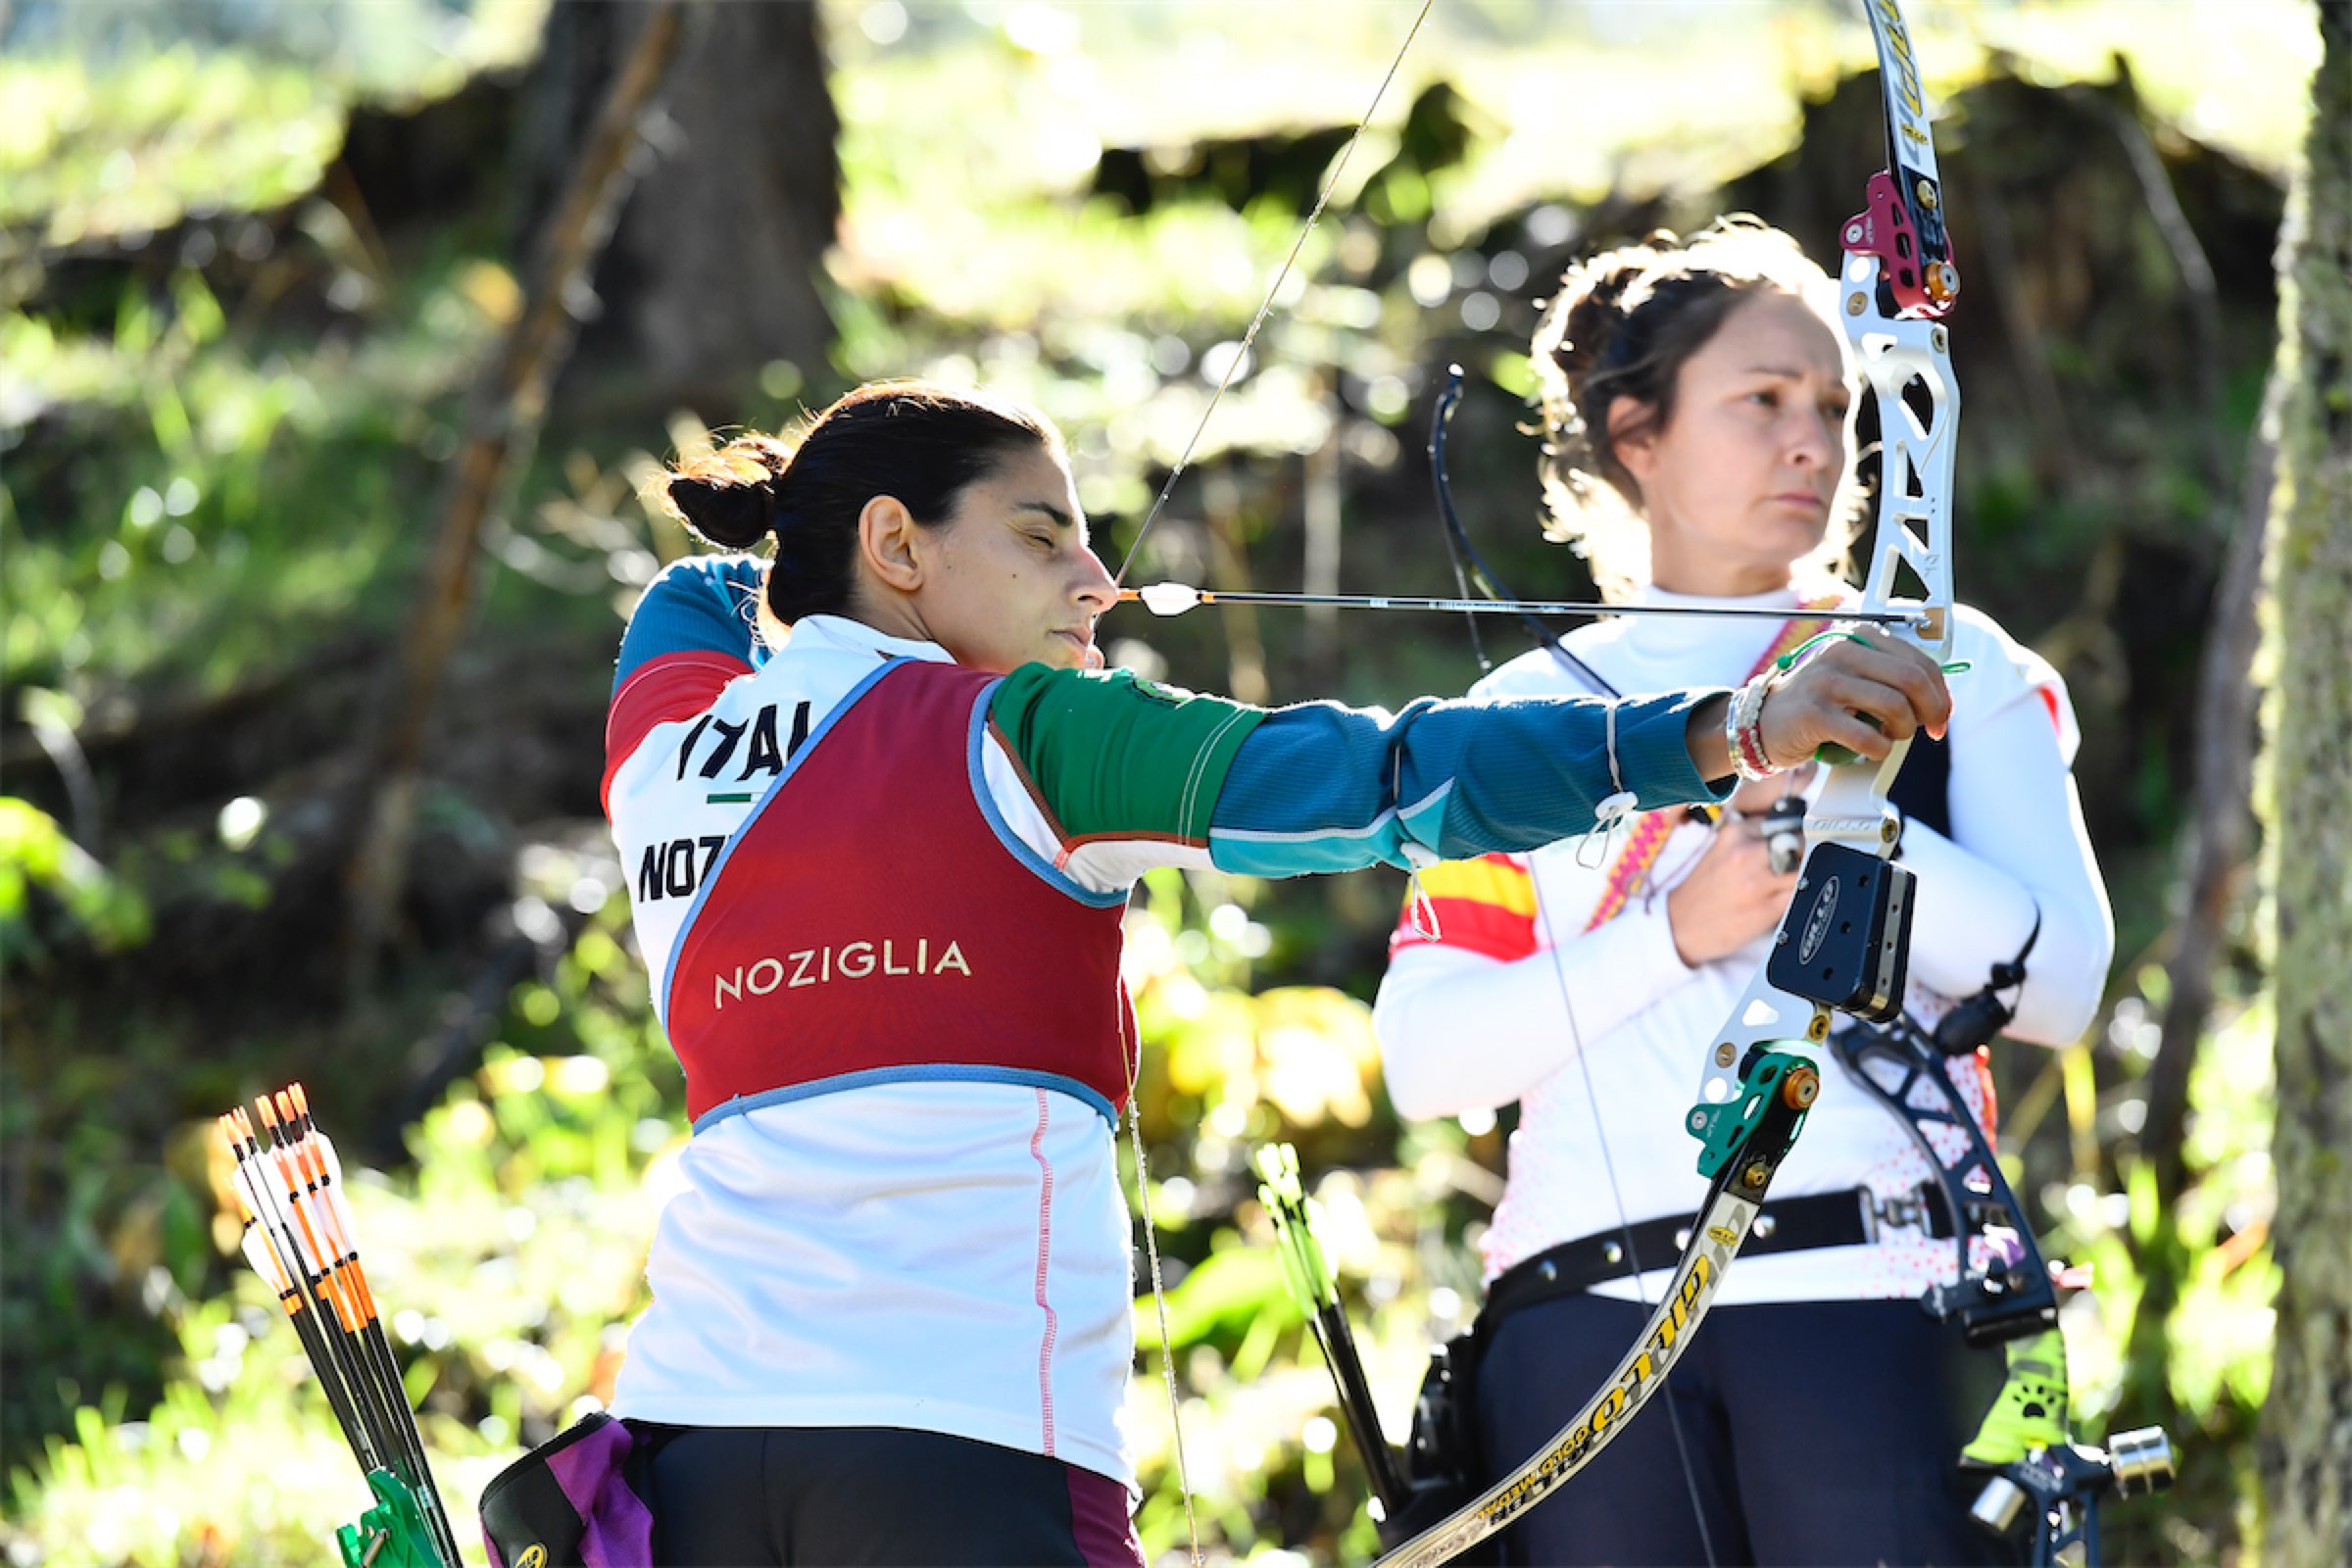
[1372, 583, 2113, 1304]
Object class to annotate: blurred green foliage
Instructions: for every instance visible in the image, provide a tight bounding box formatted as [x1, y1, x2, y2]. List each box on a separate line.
[0, 52, 345, 245]
[0, 798, 152, 964]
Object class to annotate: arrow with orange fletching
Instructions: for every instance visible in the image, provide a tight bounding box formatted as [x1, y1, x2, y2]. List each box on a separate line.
[218, 1084, 459, 1568]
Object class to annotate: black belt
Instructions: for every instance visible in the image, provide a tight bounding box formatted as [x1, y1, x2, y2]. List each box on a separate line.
[1483, 1185, 1951, 1327]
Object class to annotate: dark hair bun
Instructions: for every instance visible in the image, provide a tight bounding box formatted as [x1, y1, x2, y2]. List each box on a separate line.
[663, 473, 776, 550]
[660, 435, 793, 551]
[1546, 252, 1646, 383]
[649, 383, 1062, 627]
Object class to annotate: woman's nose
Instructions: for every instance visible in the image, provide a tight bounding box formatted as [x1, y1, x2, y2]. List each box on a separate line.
[1789, 408, 1839, 468]
[1072, 546, 1117, 612]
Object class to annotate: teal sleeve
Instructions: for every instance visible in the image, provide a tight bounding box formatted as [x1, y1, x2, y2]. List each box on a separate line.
[1205, 689, 1733, 877]
[613, 555, 767, 692]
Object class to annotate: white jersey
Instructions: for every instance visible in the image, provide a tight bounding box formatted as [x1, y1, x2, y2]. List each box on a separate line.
[605, 613, 1142, 1491]
[1373, 583, 2113, 1304]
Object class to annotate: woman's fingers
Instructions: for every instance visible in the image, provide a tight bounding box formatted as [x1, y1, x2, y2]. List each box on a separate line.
[1812, 699, 1903, 762]
[1761, 637, 1952, 768]
[1765, 683, 1892, 765]
[1850, 630, 1953, 736]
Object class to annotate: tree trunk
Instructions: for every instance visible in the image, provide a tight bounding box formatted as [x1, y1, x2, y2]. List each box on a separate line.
[2257, 5, 2351, 1565]
[516, 0, 840, 418]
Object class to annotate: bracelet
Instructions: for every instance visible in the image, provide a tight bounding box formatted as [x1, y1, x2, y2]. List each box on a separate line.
[1726, 670, 1782, 782]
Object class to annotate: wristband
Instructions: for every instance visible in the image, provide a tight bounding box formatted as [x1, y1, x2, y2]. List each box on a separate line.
[1728, 670, 1782, 782]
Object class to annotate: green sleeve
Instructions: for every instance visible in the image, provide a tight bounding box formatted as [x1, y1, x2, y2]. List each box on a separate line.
[986, 664, 1267, 847]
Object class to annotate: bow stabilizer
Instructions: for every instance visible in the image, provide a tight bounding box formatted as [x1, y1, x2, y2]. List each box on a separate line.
[1961, 1341, 2175, 1568]
[1833, 1020, 2058, 1346]
[1831, 1014, 2179, 1562]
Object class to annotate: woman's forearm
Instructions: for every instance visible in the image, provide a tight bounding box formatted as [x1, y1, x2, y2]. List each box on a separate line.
[1685, 691, 1732, 781]
[1209, 689, 1727, 876]
[1375, 908, 1694, 1119]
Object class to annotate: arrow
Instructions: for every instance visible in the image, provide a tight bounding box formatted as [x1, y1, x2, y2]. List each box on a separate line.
[220, 1086, 460, 1568]
[1119, 582, 1932, 625]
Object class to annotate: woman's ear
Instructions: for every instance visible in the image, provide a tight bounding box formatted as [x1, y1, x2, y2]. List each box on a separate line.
[858, 495, 923, 594]
[1606, 396, 1661, 488]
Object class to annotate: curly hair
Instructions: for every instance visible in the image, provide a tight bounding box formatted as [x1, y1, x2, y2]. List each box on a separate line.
[1529, 216, 1861, 600]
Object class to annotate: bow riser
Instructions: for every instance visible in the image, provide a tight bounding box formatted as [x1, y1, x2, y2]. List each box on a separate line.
[1683, 265, 1966, 1119]
[1843, 298, 1958, 657]
[1686, 0, 1962, 1113]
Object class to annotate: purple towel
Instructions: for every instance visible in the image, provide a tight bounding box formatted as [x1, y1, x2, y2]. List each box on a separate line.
[480, 1413, 656, 1568]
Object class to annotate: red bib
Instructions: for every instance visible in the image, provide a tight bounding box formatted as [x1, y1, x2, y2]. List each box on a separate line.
[665, 661, 1134, 1125]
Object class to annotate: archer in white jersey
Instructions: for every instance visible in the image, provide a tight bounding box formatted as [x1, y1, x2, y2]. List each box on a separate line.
[1374, 220, 2109, 1567]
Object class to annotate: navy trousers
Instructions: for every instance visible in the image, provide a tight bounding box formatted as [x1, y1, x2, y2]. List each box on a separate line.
[1475, 1296, 2017, 1567]
[643, 1425, 1144, 1566]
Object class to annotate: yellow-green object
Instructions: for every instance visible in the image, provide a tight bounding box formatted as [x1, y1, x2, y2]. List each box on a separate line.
[336, 1468, 449, 1568]
[1963, 1330, 2072, 1466]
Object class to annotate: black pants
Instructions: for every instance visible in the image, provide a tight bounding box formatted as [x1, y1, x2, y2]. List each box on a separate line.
[1475, 1296, 2015, 1568]
[644, 1425, 1144, 1566]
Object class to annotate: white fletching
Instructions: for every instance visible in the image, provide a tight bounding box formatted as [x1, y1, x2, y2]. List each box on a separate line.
[240, 1215, 291, 1294]
[1137, 582, 1201, 616]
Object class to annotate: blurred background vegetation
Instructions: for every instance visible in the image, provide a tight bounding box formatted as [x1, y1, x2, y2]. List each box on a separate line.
[0, 1, 2326, 1562]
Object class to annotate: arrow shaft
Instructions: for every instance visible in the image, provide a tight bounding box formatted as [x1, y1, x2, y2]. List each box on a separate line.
[1119, 586, 1927, 625]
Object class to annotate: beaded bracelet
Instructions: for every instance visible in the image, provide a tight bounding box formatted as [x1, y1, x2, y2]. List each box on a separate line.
[1726, 668, 1782, 782]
